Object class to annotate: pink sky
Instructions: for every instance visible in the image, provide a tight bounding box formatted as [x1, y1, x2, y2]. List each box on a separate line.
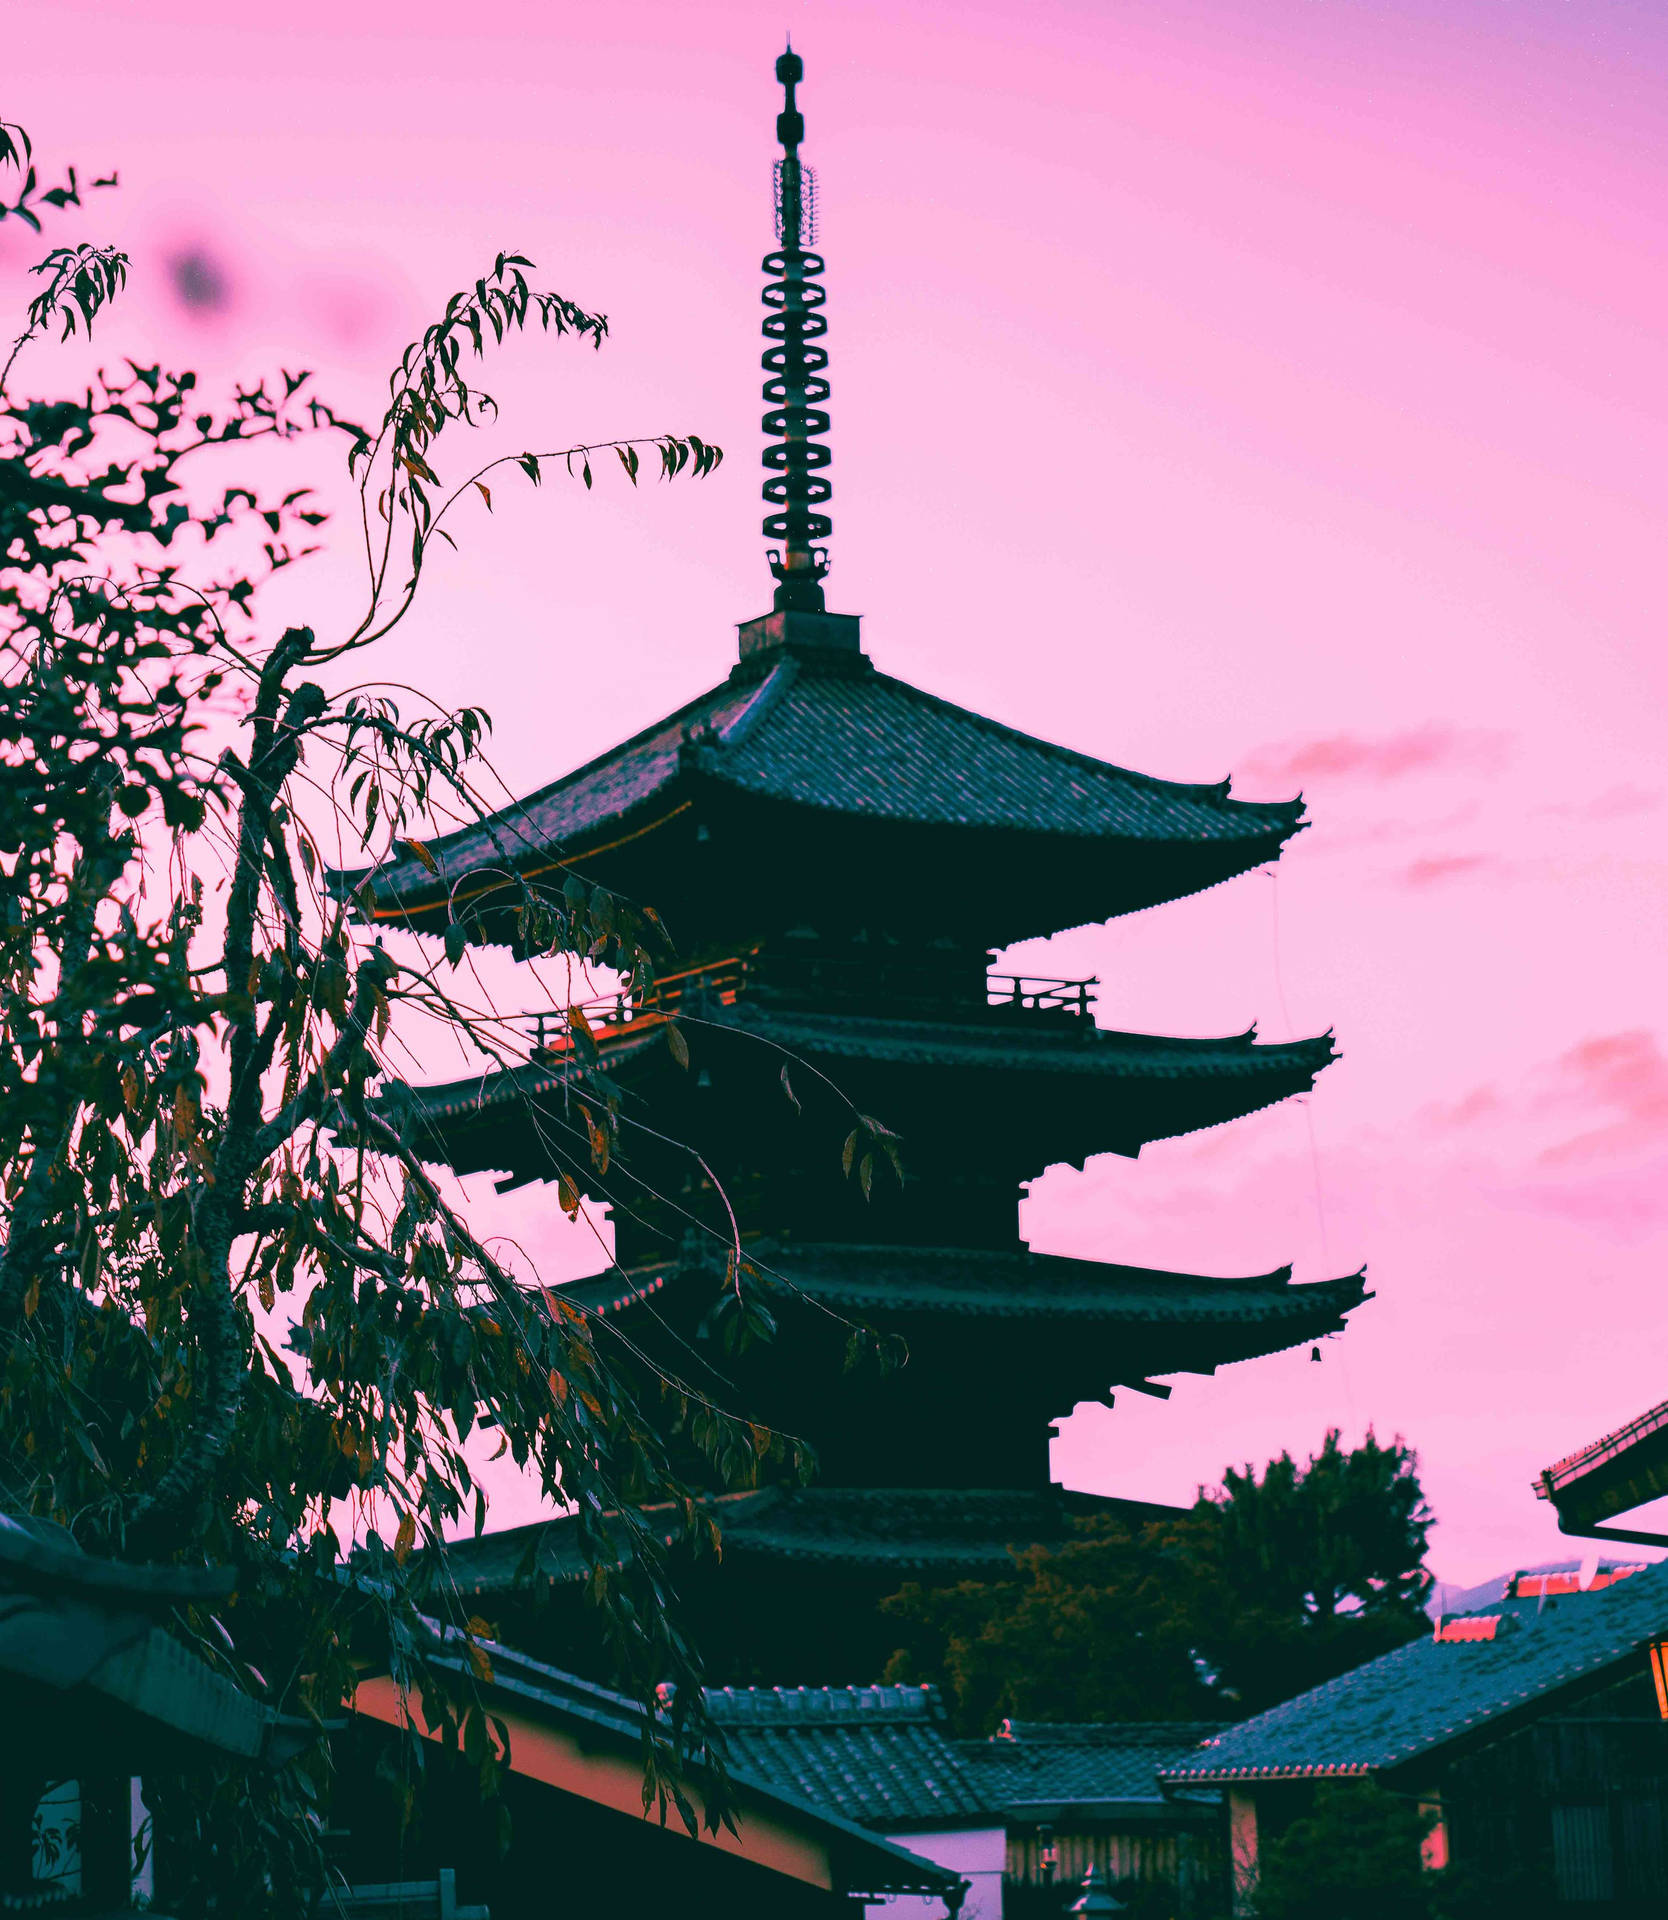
[9, 0, 1668, 1585]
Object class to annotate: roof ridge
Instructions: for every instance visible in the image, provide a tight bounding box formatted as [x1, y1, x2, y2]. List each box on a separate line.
[716, 655, 799, 749]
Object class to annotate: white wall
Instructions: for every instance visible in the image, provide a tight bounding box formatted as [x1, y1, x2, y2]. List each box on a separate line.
[869, 1825, 1006, 1920]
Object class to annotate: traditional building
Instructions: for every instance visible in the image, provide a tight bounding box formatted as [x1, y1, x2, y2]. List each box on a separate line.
[1161, 1562, 1668, 1914]
[340, 1643, 962, 1920]
[346, 47, 1366, 1677]
[972, 1721, 1227, 1919]
[1538, 1399, 1668, 1550]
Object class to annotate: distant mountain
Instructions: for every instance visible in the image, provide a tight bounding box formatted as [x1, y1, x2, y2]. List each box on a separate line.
[1428, 1553, 1665, 1619]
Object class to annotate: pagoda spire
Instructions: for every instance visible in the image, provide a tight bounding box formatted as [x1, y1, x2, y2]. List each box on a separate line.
[761, 43, 832, 614]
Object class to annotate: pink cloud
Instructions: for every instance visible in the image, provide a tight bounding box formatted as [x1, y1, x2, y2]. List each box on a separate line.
[1540, 785, 1661, 822]
[1493, 1158, 1668, 1244]
[1399, 853, 1502, 889]
[1536, 1031, 1668, 1165]
[1419, 1086, 1504, 1134]
[1241, 726, 1511, 790]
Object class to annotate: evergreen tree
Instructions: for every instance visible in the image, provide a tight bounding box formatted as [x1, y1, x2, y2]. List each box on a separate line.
[883, 1429, 1433, 1731]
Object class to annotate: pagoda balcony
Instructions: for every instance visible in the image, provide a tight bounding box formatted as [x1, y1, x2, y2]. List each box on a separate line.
[519, 951, 1097, 1052]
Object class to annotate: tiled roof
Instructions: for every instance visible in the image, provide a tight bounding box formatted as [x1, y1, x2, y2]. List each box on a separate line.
[402, 1008, 1334, 1142]
[558, 1243, 1367, 1333]
[701, 1684, 995, 1830]
[443, 1486, 1180, 1595]
[719, 1005, 1335, 1086]
[1535, 1397, 1668, 1529]
[695, 661, 1302, 843]
[971, 1722, 1227, 1808]
[1159, 1560, 1668, 1784]
[351, 653, 1303, 914]
[404, 1636, 960, 1897]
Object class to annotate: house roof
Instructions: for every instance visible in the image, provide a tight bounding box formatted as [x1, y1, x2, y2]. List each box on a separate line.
[355, 1636, 961, 1900]
[559, 1242, 1367, 1335]
[349, 652, 1303, 923]
[1536, 1397, 1668, 1531]
[971, 1721, 1227, 1810]
[0, 1514, 303, 1770]
[701, 1684, 994, 1831]
[1159, 1560, 1668, 1785]
[444, 1486, 1182, 1595]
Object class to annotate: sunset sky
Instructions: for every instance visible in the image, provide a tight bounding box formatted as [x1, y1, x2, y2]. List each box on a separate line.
[9, 0, 1668, 1585]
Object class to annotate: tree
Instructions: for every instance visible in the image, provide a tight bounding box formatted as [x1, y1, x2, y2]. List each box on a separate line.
[0, 117, 765, 1915]
[1252, 1782, 1433, 1920]
[882, 1429, 1433, 1732]
[1190, 1426, 1434, 1712]
[881, 1512, 1214, 1735]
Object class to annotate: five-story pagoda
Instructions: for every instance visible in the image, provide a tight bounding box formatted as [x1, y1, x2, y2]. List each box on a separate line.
[344, 49, 1368, 1680]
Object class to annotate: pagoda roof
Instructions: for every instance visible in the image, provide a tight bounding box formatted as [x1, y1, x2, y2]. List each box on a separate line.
[1535, 1397, 1668, 1533]
[566, 1243, 1368, 1338]
[714, 1005, 1334, 1085]
[350, 651, 1304, 931]
[403, 1011, 1335, 1167]
[445, 1485, 1178, 1595]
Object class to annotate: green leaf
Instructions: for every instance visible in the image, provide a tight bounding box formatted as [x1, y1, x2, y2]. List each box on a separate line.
[444, 921, 467, 968]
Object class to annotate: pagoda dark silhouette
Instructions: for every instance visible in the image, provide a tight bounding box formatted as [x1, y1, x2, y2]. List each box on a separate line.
[351, 49, 1368, 1681]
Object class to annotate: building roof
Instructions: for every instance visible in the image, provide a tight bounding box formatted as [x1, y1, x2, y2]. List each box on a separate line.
[444, 1486, 1182, 1595]
[560, 1242, 1367, 1335]
[1159, 1560, 1668, 1785]
[350, 652, 1304, 928]
[355, 1635, 961, 1900]
[0, 1514, 303, 1771]
[1425, 1559, 1655, 1620]
[701, 1684, 994, 1831]
[714, 1005, 1334, 1088]
[972, 1721, 1228, 1810]
[1536, 1397, 1668, 1532]
[402, 1008, 1335, 1169]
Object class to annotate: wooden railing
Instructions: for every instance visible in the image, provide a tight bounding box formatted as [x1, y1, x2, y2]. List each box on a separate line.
[524, 953, 752, 1052]
[521, 955, 1095, 1051]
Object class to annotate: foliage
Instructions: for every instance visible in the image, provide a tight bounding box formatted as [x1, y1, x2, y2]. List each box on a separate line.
[0, 120, 762, 1916]
[882, 1429, 1433, 1733]
[1252, 1782, 1433, 1920]
[1190, 1427, 1434, 1712]
[881, 1513, 1214, 1734]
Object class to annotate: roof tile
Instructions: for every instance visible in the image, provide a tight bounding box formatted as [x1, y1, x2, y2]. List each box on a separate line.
[1160, 1560, 1668, 1784]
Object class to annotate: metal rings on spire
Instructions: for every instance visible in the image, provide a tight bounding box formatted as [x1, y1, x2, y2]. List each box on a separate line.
[762, 46, 832, 613]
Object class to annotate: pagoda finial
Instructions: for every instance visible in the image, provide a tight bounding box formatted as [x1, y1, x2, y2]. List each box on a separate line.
[761, 42, 832, 613]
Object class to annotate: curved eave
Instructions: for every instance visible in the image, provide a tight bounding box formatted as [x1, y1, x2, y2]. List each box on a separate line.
[724, 1007, 1337, 1080]
[328, 652, 1309, 933]
[399, 1018, 1336, 1139]
[335, 784, 699, 938]
[559, 1253, 1369, 1338]
[335, 785, 1303, 942]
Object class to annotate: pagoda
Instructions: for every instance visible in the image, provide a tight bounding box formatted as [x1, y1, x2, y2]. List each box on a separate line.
[349, 49, 1368, 1680]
